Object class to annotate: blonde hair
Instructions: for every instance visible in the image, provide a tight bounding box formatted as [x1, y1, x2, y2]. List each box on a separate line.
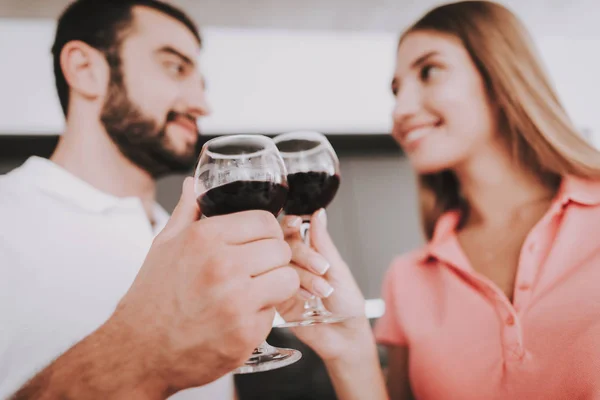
[402, 1, 600, 239]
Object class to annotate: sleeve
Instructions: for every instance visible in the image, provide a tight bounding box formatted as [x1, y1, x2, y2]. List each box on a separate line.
[373, 260, 408, 347]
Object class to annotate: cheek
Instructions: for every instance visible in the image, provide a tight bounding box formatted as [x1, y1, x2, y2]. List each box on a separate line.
[408, 86, 495, 173]
[122, 65, 178, 122]
[430, 79, 495, 143]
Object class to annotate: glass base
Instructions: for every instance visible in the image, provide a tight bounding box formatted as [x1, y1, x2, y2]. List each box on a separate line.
[233, 346, 302, 374]
[274, 309, 351, 328]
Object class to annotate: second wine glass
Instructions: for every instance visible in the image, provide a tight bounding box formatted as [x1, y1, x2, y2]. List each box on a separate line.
[273, 130, 350, 328]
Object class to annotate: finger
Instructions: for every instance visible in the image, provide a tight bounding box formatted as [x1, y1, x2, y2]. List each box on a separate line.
[253, 307, 278, 341]
[291, 264, 335, 299]
[234, 239, 292, 277]
[309, 209, 343, 265]
[280, 215, 303, 238]
[275, 291, 310, 319]
[251, 266, 300, 309]
[201, 210, 283, 244]
[288, 238, 330, 275]
[159, 177, 200, 240]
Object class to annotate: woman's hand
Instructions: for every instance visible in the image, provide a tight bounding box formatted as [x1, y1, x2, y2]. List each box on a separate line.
[276, 209, 374, 362]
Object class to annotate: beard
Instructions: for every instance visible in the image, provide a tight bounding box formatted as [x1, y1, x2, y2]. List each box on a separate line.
[99, 71, 199, 178]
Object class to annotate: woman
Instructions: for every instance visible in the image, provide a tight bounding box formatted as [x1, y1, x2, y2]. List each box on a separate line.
[276, 1, 600, 399]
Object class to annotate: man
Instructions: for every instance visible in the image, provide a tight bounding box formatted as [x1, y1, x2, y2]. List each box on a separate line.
[8, 179, 300, 399]
[0, 0, 253, 397]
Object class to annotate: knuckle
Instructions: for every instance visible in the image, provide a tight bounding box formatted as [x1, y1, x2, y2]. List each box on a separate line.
[255, 211, 281, 238]
[271, 240, 292, 265]
[288, 238, 303, 256]
[278, 266, 301, 290]
[281, 241, 293, 264]
[299, 273, 316, 292]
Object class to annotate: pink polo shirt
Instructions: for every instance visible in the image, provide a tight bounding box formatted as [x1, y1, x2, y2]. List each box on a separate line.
[375, 175, 600, 400]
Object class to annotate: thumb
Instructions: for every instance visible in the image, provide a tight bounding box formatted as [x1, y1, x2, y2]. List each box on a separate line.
[159, 177, 201, 239]
[309, 209, 342, 265]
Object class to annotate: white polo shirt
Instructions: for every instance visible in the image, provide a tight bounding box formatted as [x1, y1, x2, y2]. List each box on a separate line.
[0, 157, 233, 399]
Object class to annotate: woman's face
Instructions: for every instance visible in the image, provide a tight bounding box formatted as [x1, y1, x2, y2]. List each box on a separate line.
[391, 31, 498, 174]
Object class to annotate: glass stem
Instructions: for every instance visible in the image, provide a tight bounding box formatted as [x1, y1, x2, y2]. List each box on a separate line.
[300, 221, 331, 318]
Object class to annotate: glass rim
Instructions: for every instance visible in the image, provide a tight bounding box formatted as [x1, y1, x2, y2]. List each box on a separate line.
[202, 134, 277, 160]
[273, 130, 333, 158]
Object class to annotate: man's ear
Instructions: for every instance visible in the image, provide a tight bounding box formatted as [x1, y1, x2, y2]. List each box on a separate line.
[59, 40, 110, 101]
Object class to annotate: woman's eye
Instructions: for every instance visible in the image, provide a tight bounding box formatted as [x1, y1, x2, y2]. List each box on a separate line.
[420, 64, 440, 82]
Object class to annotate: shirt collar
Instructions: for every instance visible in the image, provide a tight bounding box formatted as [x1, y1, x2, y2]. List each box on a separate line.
[420, 210, 469, 268]
[19, 157, 170, 224]
[556, 175, 600, 206]
[418, 175, 600, 266]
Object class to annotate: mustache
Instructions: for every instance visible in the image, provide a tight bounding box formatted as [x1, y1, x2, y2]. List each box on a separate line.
[166, 111, 196, 124]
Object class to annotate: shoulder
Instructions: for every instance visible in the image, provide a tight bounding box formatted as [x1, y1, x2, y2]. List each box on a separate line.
[0, 161, 37, 201]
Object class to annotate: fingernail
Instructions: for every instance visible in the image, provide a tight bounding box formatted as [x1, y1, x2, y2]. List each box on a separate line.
[287, 217, 301, 228]
[317, 208, 327, 227]
[298, 289, 313, 300]
[312, 255, 330, 275]
[313, 280, 334, 298]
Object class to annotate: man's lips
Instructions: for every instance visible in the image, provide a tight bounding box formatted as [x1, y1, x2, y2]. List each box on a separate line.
[170, 116, 199, 137]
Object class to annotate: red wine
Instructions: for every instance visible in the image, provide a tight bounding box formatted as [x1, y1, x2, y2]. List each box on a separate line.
[198, 181, 289, 217]
[283, 172, 340, 216]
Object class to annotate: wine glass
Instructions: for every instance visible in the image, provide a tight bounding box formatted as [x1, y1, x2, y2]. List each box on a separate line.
[194, 134, 302, 374]
[273, 130, 349, 327]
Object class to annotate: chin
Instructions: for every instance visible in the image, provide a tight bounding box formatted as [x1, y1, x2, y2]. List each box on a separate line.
[177, 143, 197, 161]
[408, 156, 461, 175]
[161, 133, 196, 160]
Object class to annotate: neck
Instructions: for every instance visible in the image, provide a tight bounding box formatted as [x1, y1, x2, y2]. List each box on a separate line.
[50, 112, 157, 223]
[453, 142, 557, 227]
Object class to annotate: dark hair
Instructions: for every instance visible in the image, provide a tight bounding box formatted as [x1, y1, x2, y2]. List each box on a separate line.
[51, 0, 201, 116]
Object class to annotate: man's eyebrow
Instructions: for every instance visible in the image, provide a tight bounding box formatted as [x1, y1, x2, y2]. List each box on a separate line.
[155, 46, 196, 67]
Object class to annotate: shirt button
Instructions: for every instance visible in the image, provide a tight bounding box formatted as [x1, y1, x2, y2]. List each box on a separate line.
[527, 242, 536, 252]
[506, 315, 515, 326]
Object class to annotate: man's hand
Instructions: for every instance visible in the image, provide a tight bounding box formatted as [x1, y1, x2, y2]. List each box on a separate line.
[11, 178, 299, 399]
[111, 177, 300, 392]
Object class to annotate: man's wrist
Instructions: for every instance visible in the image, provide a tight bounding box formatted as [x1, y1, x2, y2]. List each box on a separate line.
[97, 313, 173, 400]
[9, 315, 173, 400]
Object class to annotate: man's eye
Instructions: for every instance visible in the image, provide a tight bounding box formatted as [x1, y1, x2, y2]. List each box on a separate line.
[167, 62, 185, 76]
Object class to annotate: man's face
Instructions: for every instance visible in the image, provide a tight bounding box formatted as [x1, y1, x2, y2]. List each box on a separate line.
[100, 6, 209, 178]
